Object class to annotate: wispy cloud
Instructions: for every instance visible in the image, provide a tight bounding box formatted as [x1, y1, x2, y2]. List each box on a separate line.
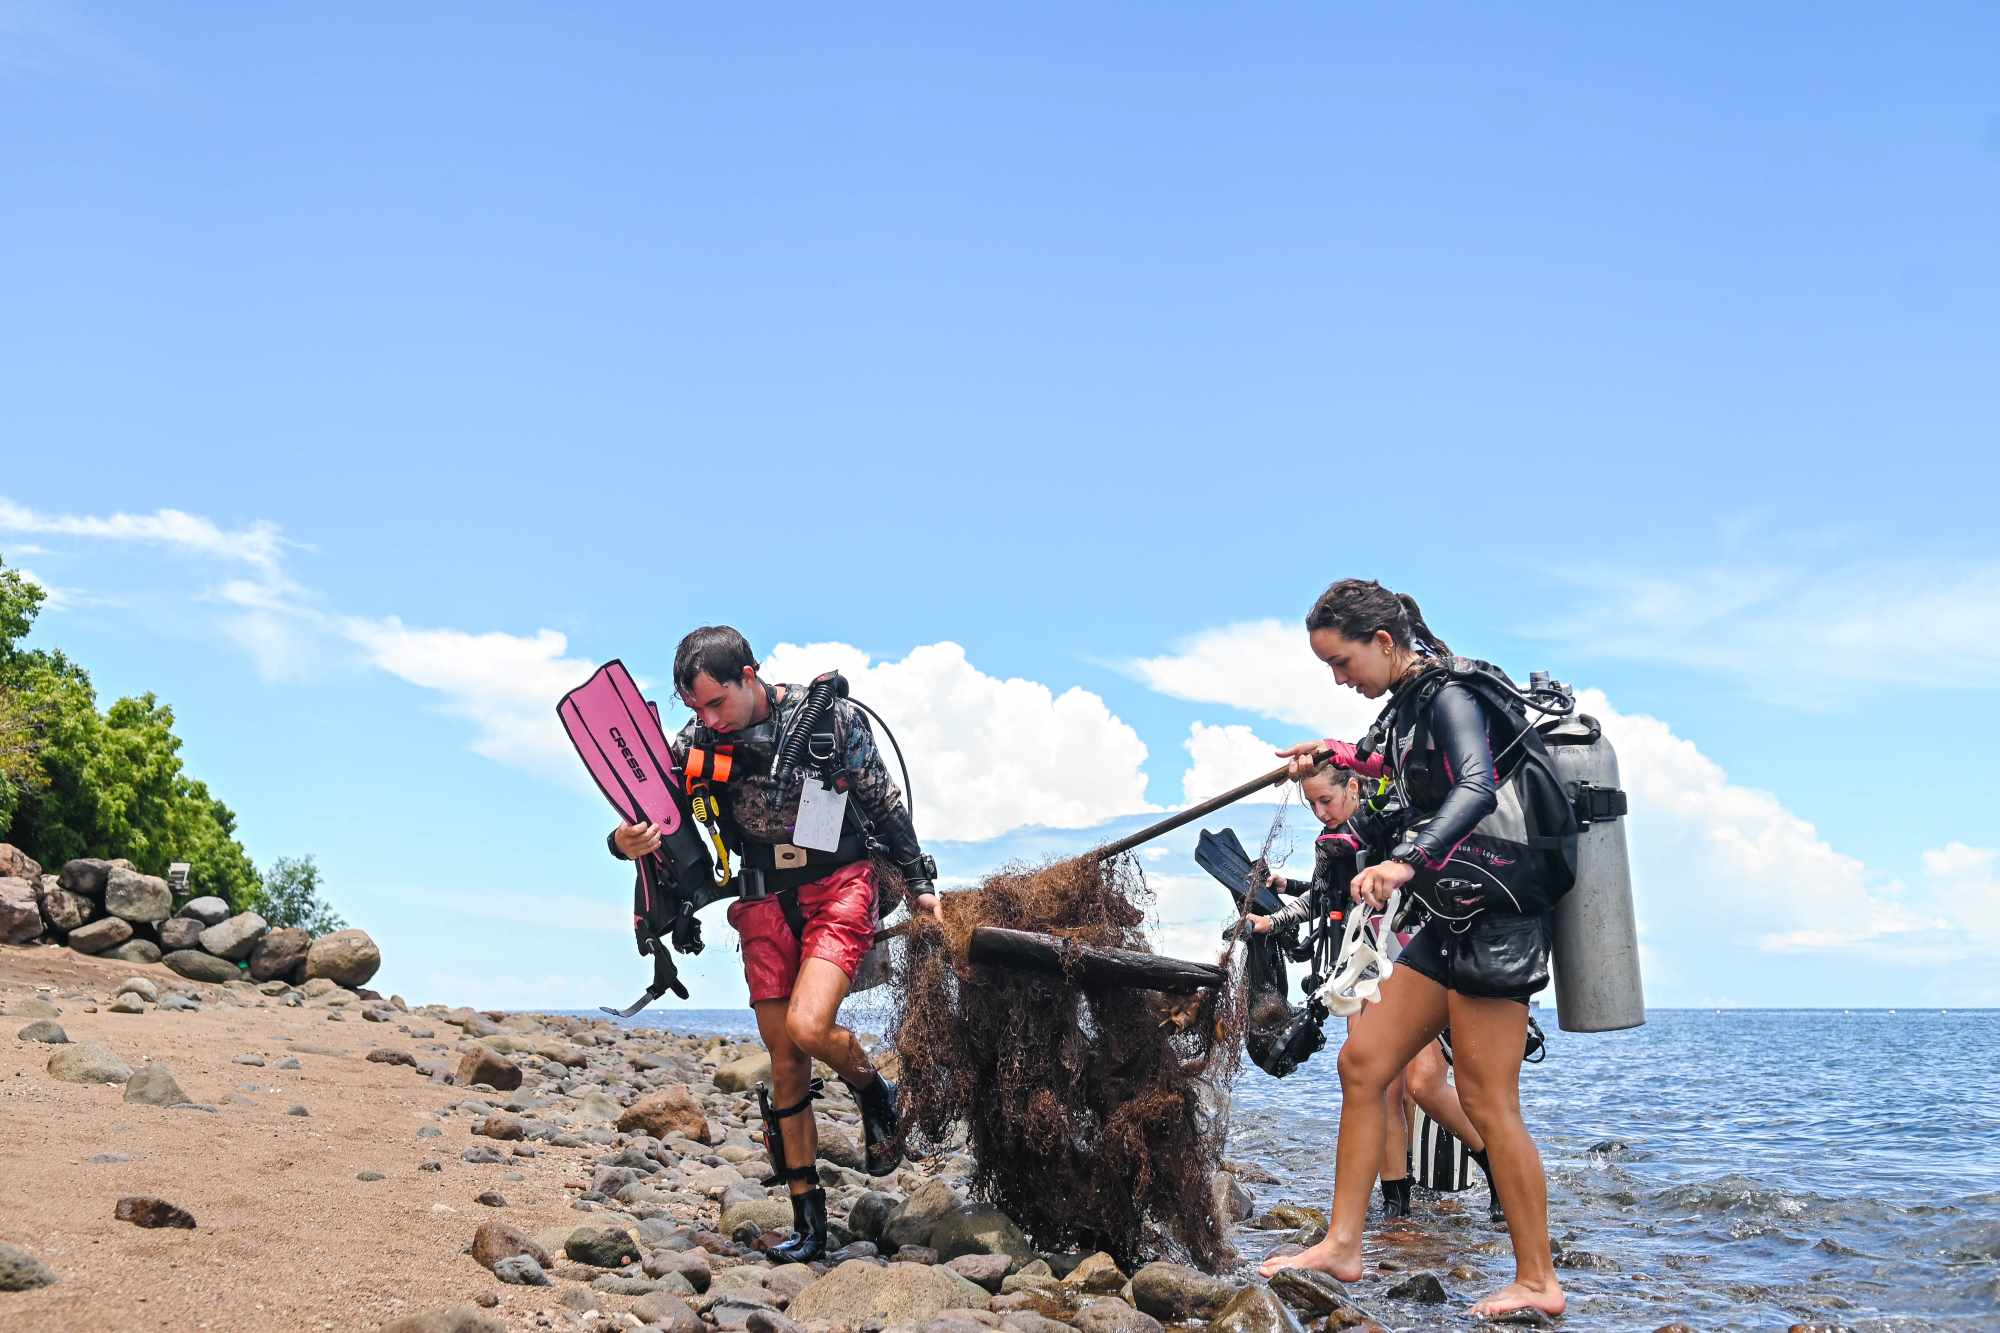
[1529, 559, 2000, 698]
[0, 497, 290, 572]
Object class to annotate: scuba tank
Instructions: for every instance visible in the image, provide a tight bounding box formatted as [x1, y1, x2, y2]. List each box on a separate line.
[1537, 706, 1644, 1032]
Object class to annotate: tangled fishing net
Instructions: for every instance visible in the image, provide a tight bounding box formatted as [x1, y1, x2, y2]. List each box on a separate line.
[884, 800, 1298, 1271]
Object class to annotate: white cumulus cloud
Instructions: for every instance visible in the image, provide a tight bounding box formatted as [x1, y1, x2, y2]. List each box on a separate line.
[760, 641, 1155, 843]
[1180, 722, 1292, 806]
[1127, 618, 1381, 736]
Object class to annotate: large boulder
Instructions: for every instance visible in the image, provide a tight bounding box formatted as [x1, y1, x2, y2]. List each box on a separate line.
[0, 845, 40, 882]
[105, 939, 163, 966]
[67, 916, 135, 955]
[159, 918, 205, 951]
[454, 1047, 522, 1092]
[39, 882, 98, 933]
[0, 877, 44, 944]
[47, 1042, 132, 1085]
[177, 896, 231, 927]
[163, 949, 240, 983]
[882, 1178, 961, 1251]
[712, 1050, 774, 1093]
[104, 868, 172, 924]
[305, 928, 380, 987]
[1131, 1263, 1240, 1322]
[198, 911, 267, 961]
[930, 1204, 1035, 1266]
[58, 858, 114, 897]
[790, 1259, 989, 1324]
[616, 1086, 711, 1143]
[249, 926, 311, 981]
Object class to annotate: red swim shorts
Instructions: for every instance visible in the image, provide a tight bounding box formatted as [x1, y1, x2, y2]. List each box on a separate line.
[727, 859, 878, 1005]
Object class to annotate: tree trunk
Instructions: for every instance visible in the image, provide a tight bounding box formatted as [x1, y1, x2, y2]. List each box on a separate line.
[966, 926, 1225, 995]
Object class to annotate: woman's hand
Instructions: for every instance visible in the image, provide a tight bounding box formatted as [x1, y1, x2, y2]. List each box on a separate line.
[1264, 868, 1288, 890]
[1349, 859, 1414, 909]
[1275, 739, 1328, 780]
[613, 822, 663, 859]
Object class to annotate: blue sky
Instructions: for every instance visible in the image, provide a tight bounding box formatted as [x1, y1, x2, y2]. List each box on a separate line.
[3, 3, 1996, 1011]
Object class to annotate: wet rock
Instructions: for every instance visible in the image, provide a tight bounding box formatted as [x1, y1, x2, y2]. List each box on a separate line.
[163, 949, 240, 983]
[376, 1306, 505, 1333]
[1072, 1296, 1163, 1333]
[104, 867, 172, 924]
[123, 1063, 190, 1107]
[471, 1220, 553, 1272]
[47, 1041, 132, 1085]
[0, 1241, 58, 1291]
[67, 916, 135, 955]
[1265, 1267, 1371, 1323]
[712, 1051, 774, 1093]
[617, 1086, 712, 1142]
[493, 1254, 549, 1285]
[931, 1205, 1035, 1265]
[1250, 1205, 1326, 1231]
[1, 877, 47, 944]
[1551, 1246, 1617, 1271]
[1206, 1285, 1302, 1333]
[107, 992, 149, 1014]
[198, 911, 268, 961]
[305, 928, 382, 987]
[1481, 1310, 1555, 1328]
[1001, 1314, 1075, 1333]
[158, 918, 204, 951]
[454, 1047, 522, 1092]
[1384, 1273, 1447, 1304]
[1131, 1262, 1238, 1321]
[566, 1223, 642, 1267]
[178, 895, 232, 927]
[114, 1195, 196, 1229]
[789, 1258, 990, 1323]
[848, 1190, 898, 1243]
[249, 925, 312, 981]
[17, 1019, 69, 1043]
[1213, 1171, 1254, 1224]
[1063, 1252, 1127, 1294]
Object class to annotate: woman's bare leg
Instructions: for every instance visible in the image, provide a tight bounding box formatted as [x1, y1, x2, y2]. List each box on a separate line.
[1258, 967, 1445, 1280]
[1447, 992, 1564, 1319]
[1404, 1038, 1485, 1151]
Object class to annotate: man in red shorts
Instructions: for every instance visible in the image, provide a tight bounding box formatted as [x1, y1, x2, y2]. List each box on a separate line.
[610, 626, 939, 1262]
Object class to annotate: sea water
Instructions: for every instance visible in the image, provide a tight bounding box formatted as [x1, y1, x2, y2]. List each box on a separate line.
[606, 1006, 2000, 1329]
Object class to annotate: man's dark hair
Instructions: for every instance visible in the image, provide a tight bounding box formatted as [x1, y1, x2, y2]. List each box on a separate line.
[673, 626, 759, 694]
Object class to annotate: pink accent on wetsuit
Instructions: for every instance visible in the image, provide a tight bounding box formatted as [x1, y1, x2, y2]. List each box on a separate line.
[1321, 738, 1384, 779]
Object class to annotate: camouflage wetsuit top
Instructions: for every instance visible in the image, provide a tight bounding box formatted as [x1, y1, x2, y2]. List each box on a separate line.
[674, 684, 926, 909]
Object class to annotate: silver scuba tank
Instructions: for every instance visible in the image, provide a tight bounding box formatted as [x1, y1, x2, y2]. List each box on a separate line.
[1540, 713, 1645, 1032]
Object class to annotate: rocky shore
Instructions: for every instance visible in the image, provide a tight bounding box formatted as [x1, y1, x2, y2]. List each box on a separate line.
[0, 942, 1482, 1333]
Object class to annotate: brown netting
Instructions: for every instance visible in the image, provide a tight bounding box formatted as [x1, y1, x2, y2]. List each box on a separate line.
[885, 797, 1297, 1271]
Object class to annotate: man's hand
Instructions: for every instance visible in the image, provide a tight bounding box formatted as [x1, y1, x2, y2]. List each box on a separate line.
[914, 891, 944, 924]
[613, 822, 663, 859]
[1349, 860, 1414, 909]
[1246, 913, 1275, 935]
[1264, 867, 1288, 889]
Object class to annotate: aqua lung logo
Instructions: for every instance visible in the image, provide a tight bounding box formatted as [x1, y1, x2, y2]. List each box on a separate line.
[608, 727, 649, 784]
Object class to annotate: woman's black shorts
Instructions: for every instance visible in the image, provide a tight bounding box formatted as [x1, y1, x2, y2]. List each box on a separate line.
[1397, 909, 1551, 1005]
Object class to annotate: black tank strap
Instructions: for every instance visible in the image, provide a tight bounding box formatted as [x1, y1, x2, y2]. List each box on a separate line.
[770, 1078, 823, 1120]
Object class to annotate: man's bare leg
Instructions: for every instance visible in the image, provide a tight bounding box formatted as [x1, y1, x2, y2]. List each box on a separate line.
[1258, 967, 1444, 1280]
[1448, 991, 1564, 1320]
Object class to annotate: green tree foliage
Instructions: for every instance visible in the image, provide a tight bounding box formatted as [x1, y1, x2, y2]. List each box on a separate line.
[256, 854, 346, 934]
[0, 552, 263, 910]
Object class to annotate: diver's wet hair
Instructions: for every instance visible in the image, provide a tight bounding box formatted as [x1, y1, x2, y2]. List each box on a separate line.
[1306, 578, 1451, 657]
[673, 625, 758, 693]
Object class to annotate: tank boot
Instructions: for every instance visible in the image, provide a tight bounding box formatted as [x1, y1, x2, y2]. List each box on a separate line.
[1379, 1176, 1412, 1219]
[1468, 1147, 1504, 1223]
[767, 1184, 828, 1263]
[846, 1072, 904, 1177]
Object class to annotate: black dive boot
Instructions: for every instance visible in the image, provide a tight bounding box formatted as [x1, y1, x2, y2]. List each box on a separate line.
[1469, 1147, 1505, 1223]
[848, 1073, 904, 1177]
[1379, 1176, 1412, 1219]
[768, 1185, 828, 1263]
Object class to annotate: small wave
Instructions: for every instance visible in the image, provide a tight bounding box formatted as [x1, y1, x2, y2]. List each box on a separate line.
[1653, 1173, 1901, 1227]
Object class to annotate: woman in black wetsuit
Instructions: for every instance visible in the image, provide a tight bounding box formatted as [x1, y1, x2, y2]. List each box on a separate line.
[1257, 579, 1565, 1324]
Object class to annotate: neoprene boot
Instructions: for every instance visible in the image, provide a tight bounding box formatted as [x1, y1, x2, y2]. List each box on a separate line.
[1469, 1147, 1505, 1223]
[767, 1187, 828, 1263]
[1379, 1176, 1412, 1219]
[850, 1073, 904, 1177]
